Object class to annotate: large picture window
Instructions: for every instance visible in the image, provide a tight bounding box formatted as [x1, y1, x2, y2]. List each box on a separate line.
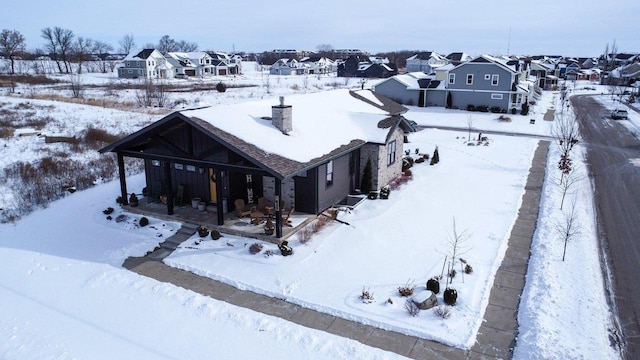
[387, 140, 397, 166]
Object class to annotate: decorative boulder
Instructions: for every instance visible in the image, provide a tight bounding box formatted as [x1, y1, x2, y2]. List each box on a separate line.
[412, 290, 438, 310]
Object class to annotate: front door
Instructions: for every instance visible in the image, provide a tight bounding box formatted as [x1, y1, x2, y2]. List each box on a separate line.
[209, 168, 217, 203]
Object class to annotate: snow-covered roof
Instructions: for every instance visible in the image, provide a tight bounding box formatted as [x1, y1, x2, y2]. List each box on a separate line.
[180, 90, 404, 164]
[375, 72, 432, 89]
[123, 48, 162, 61]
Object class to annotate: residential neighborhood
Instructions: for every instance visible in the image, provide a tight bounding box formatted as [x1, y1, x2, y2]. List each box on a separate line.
[2, 7, 640, 359]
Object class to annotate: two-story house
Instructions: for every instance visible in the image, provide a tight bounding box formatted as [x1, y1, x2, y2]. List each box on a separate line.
[117, 49, 175, 79]
[269, 59, 298, 75]
[446, 55, 528, 112]
[406, 52, 448, 73]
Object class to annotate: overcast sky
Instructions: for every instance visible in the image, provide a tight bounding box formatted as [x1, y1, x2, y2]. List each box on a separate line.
[2, 0, 638, 57]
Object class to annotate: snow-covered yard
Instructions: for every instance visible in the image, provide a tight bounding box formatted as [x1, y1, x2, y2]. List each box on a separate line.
[0, 79, 622, 358]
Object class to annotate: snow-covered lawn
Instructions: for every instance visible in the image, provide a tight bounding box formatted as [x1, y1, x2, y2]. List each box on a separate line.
[0, 79, 622, 358]
[166, 128, 539, 348]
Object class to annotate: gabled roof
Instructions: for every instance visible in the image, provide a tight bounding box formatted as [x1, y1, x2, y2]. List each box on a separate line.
[407, 52, 445, 61]
[124, 48, 161, 61]
[101, 90, 411, 179]
[452, 55, 518, 74]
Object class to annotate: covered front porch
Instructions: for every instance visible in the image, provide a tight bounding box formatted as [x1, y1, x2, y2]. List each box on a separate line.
[123, 197, 316, 244]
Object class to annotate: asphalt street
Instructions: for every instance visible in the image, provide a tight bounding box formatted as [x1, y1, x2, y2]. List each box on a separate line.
[573, 95, 640, 359]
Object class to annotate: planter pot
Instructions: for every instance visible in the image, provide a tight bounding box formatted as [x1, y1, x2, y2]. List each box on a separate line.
[426, 278, 440, 294]
[191, 198, 201, 209]
[444, 288, 458, 306]
[197, 226, 209, 238]
[198, 201, 206, 211]
[367, 191, 378, 200]
[264, 227, 275, 236]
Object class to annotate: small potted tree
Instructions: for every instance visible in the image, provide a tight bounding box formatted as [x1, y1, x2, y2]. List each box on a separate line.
[129, 193, 139, 207]
[264, 218, 275, 236]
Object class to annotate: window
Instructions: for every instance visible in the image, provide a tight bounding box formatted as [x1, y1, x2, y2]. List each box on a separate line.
[387, 140, 397, 166]
[175, 163, 184, 170]
[466, 74, 473, 85]
[491, 74, 499, 86]
[326, 160, 334, 186]
[186, 165, 196, 172]
[491, 93, 503, 100]
[448, 73, 455, 84]
[484, 74, 490, 80]
[152, 160, 160, 167]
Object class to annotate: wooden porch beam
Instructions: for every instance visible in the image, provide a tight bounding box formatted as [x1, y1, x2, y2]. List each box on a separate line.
[164, 160, 174, 215]
[117, 153, 128, 205]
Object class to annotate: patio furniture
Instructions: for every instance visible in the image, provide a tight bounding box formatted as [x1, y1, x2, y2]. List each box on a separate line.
[150, 181, 162, 203]
[234, 199, 253, 218]
[257, 197, 270, 211]
[282, 207, 294, 227]
[250, 211, 264, 225]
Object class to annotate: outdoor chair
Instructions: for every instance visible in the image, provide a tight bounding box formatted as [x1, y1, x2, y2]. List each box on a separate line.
[282, 207, 294, 227]
[257, 197, 270, 212]
[234, 199, 253, 218]
[150, 181, 162, 203]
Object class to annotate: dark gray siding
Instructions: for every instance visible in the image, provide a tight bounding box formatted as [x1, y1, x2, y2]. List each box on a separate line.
[317, 153, 351, 212]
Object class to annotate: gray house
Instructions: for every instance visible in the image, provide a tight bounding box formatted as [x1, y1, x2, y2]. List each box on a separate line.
[373, 72, 446, 107]
[446, 55, 528, 112]
[117, 48, 175, 79]
[100, 90, 414, 238]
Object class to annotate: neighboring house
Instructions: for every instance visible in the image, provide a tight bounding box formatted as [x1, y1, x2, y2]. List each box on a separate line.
[620, 63, 640, 84]
[99, 90, 415, 238]
[208, 51, 242, 75]
[165, 52, 214, 77]
[337, 55, 368, 77]
[530, 60, 558, 89]
[359, 63, 398, 78]
[270, 58, 298, 75]
[406, 52, 448, 73]
[118, 48, 174, 79]
[373, 72, 445, 107]
[559, 61, 581, 79]
[299, 56, 334, 74]
[446, 52, 472, 66]
[446, 55, 528, 112]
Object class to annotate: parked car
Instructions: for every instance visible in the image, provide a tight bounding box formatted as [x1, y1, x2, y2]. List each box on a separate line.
[612, 109, 628, 119]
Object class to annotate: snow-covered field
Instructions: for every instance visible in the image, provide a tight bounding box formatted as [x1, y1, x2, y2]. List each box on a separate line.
[0, 74, 624, 358]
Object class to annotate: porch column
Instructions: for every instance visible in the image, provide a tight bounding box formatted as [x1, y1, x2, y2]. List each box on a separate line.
[163, 161, 174, 215]
[215, 168, 224, 226]
[275, 178, 282, 238]
[117, 153, 128, 205]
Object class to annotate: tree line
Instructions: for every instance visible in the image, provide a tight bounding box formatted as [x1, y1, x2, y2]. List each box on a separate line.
[0, 28, 202, 74]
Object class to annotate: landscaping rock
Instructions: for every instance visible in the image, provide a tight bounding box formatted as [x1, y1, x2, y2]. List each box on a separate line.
[412, 290, 438, 310]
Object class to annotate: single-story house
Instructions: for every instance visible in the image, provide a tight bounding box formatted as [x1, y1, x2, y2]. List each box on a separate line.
[100, 90, 415, 238]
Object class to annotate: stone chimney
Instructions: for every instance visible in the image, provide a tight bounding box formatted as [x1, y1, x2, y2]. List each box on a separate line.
[272, 96, 292, 134]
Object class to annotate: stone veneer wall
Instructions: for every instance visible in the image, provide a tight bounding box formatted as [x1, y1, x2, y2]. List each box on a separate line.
[262, 176, 295, 210]
[360, 127, 404, 191]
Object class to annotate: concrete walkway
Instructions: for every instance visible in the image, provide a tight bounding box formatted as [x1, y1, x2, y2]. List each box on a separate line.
[124, 141, 550, 359]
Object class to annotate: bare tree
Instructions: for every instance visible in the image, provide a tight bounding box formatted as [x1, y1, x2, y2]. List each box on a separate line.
[72, 36, 93, 74]
[441, 218, 471, 288]
[316, 44, 334, 52]
[554, 165, 584, 210]
[119, 34, 135, 54]
[553, 111, 580, 184]
[41, 27, 74, 73]
[176, 40, 198, 52]
[466, 115, 474, 142]
[69, 73, 83, 98]
[0, 29, 26, 75]
[555, 198, 580, 261]
[93, 40, 114, 73]
[157, 35, 177, 53]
